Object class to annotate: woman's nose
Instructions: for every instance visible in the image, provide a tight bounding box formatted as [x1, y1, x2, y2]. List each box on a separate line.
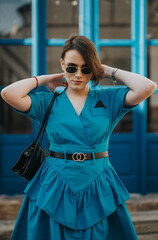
[75, 68, 82, 77]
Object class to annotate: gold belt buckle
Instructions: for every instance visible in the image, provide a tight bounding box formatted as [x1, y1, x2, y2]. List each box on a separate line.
[72, 152, 88, 162]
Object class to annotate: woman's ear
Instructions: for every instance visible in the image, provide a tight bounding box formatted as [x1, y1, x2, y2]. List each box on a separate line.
[60, 58, 65, 71]
[90, 75, 96, 81]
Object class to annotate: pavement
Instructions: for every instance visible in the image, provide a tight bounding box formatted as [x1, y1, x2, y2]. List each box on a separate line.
[0, 193, 158, 239]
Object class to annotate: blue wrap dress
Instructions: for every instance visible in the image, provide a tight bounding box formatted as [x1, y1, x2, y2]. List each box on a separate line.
[11, 86, 138, 240]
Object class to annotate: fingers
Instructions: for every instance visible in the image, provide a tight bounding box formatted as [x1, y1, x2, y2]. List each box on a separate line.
[46, 73, 68, 89]
[59, 72, 65, 78]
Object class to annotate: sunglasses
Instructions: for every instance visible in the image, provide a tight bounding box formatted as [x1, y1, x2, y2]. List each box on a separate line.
[65, 65, 92, 75]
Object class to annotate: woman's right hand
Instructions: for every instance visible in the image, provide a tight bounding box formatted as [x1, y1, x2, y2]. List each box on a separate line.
[1, 73, 68, 112]
[44, 73, 68, 92]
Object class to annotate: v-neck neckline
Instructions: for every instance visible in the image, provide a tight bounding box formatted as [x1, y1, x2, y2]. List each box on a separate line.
[64, 87, 90, 118]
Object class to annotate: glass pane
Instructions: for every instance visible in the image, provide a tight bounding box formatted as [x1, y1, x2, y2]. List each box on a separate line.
[148, 46, 158, 85]
[147, 93, 158, 133]
[47, 0, 79, 39]
[0, 99, 32, 134]
[0, 46, 32, 134]
[0, 0, 31, 39]
[99, 0, 131, 39]
[47, 46, 63, 74]
[147, 46, 158, 133]
[100, 46, 132, 132]
[113, 111, 132, 133]
[100, 47, 131, 86]
[147, 0, 158, 39]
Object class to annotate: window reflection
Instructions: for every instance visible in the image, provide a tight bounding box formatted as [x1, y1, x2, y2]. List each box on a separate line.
[99, 0, 131, 39]
[147, 0, 158, 39]
[0, 0, 31, 39]
[147, 46, 158, 132]
[47, 46, 63, 74]
[0, 99, 32, 134]
[147, 94, 158, 133]
[100, 46, 132, 132]
[100, 47, 131, 86]
[148, 46, 158, 85]
[47, 0, 79, 39]
[0, 46, 32, 134]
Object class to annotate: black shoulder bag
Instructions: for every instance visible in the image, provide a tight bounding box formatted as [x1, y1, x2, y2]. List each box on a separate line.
[12, 91, 59, 181]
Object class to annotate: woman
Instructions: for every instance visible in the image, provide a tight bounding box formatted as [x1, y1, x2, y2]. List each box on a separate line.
[1, 35, 156, 240]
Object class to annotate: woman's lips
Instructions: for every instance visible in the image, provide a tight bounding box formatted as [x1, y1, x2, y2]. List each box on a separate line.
[73, 81, 82, 85]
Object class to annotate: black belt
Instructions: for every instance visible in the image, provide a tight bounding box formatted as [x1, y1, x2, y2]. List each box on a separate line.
[50, 151, 108, 162]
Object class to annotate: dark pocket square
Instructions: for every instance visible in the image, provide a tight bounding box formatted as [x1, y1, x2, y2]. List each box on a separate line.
[94, 100, 106, 108]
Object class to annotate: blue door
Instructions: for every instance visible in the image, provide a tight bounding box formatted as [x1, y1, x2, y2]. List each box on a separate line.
[0, 0, 158, 195]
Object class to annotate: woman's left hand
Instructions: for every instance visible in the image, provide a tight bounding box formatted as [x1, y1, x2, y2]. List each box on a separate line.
[101, 63, 157, 106]
[101, 64, 113, 78]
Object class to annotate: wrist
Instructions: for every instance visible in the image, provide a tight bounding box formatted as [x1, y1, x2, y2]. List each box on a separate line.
[111, 68, 119, 86]
[36, 75, 48, 87]
[31, 75, 49, 89]
[102, 65, 114, 78]
[32, 76, 38, 89]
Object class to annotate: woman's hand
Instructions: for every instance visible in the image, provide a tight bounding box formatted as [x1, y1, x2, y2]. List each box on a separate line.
[100, 64, 157, 106]
[101, 64, 113, 78]
[1, 73, 68, 112]
[44, 73, 68, 92]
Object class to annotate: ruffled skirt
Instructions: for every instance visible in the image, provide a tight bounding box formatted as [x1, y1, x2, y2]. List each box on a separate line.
[10, 156, 138, 240]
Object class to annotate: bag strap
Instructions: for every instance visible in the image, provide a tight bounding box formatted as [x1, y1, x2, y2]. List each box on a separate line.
[34, 91, 59, 143]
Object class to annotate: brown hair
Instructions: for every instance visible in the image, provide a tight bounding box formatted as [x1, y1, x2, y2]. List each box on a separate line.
[61, 35, 103, 86]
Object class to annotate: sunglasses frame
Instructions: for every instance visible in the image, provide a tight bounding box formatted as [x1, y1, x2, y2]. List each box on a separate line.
[64, 63, 92, 75]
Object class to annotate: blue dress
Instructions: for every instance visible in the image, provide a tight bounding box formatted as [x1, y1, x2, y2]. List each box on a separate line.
[11, 86, 138, 240]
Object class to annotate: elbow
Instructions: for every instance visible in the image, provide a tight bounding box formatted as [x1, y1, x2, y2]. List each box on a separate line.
[0, 88, 7, 101]
[136, 81, 157, 102]
[142, 81, 157, 100]
[0, 87, 15, 103]
[148, 81, 157, 95]
[153, 81, 157, 91]
[142, 79, 157, 95]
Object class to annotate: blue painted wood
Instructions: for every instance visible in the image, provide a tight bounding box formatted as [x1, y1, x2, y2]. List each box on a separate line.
[0, 39, 32, 45]
[79, 0, 84, 35]
[79, 0, 93, 40]
[0, 135, 32, 194]
[0, 0, 48, 194]
[0, 179, 28, 195]
[154, 88, 158, 93]
[93, 0, 100, 55]
[47, 39, 66, 46]
[131, 0, 141, 173]
[131, 0, 141, 194]
[98, 39, 134, 46]
[147, 133, 158, 139]
[32, 0, 47, 139]
[147, 39, 158, 45]
[109, 130, 139, 192]
[147, 144, 158, 175]
[79, 0, 94, 89]
[133, 0, 147, 195]
[32, 0, 46, 76]
[146, 134, 158, 192]
[1, 0, 158, 194]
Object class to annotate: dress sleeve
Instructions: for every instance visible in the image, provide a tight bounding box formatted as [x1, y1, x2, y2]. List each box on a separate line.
[13, 90, 54, 125]
[100, 86, 138, 127]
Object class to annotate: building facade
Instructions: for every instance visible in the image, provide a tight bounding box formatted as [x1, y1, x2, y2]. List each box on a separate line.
[0, 0, 158, 194]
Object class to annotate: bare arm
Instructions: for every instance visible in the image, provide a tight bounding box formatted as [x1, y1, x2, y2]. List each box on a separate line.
[101, 65, 157, 106]
[1, 73, 67, 112]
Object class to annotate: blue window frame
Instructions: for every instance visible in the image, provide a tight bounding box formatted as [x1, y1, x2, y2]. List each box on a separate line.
[0, 0, 158, 194]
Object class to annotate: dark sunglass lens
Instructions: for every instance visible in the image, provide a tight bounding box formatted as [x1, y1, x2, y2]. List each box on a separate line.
[66, 66, 77, 73]
[82, 67, 91, 74]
